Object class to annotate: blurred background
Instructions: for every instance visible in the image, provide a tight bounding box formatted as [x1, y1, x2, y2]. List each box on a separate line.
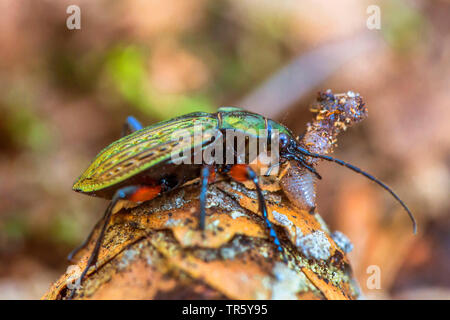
[0, 0, 448, 299]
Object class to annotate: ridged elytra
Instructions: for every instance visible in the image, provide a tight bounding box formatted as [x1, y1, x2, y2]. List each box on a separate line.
[67, 92, 416, 299]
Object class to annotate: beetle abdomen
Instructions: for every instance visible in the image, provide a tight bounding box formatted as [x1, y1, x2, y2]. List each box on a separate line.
[280, 161, 316, 213]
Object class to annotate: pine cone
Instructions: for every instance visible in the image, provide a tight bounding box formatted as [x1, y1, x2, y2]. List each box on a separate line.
[42, 176, 360, 300]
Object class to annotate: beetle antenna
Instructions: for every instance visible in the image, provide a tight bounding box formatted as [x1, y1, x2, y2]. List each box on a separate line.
[296, 146, 417, 234]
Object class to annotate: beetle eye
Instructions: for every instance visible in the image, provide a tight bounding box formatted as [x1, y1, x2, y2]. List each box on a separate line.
[279, 133, 289, 148]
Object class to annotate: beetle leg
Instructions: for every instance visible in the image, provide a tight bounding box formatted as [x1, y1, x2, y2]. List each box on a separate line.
[296, 158, 322, 180]
[283, 152, 322, 180]
[228, 164, 288, 263]
[122, 116, 143, 137]
[67, 215, 104, 263]
[199, 165, 215, 230]
[68, 185, 156, 299]
[199, 166, 209, 231]
[67, 185, 160, 262]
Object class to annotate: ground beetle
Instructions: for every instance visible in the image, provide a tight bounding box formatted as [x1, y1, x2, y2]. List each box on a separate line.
[68, 90, 416, 299]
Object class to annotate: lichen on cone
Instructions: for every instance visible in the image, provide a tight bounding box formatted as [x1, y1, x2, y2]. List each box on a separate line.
[42, 167, 360, 300]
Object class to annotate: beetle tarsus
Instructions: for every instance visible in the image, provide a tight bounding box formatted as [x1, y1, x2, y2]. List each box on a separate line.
[67, 186, 139, 299]
[246, 166, 288, 263]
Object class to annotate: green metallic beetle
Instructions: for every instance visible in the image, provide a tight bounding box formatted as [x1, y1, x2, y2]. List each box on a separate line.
[68, 91, 416, 299]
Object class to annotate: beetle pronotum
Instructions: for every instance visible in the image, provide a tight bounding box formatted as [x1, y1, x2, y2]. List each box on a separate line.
[67, 90, 416, 298]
